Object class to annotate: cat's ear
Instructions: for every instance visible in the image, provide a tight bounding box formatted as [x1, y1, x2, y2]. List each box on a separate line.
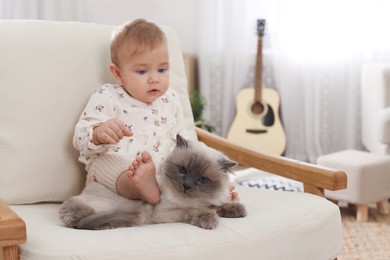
[218, 158, 237, 173]
[176, 134, 189, 148]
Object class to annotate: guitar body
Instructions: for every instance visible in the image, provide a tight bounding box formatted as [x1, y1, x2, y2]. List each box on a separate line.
[228, 87, 286, 155]
[228, 19, 286, 155]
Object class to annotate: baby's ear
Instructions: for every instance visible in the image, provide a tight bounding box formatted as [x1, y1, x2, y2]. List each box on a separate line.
[218, 158, 237, 173]
[176, 134, 188, 148]
[109, 63, 123, 84]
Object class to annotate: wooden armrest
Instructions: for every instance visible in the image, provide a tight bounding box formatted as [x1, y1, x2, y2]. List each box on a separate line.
[0, 200, 26, 260]
[195, 127, 347, 196]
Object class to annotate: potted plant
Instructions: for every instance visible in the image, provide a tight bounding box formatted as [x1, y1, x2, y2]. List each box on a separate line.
[189, 90, 215, 132]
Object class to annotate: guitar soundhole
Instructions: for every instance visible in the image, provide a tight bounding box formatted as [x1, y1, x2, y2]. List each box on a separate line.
[251, 101, 264, 115]
[262, 104, 275, 126]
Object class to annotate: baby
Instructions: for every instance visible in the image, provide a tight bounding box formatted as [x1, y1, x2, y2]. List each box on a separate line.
[73, 19, 238, 205]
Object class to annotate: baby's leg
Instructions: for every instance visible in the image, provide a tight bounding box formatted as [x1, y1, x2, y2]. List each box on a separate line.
[116, 151, 160, 204]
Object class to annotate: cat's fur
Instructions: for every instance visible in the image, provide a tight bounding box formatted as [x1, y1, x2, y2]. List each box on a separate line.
[59, 135, 246, 230]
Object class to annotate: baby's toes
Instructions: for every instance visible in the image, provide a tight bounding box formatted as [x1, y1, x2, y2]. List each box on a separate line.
[135, 155, 142, 163]
[132, 160, 139, 169]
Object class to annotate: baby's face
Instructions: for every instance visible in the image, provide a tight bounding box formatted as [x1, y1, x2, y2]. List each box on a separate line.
[115, 42, 170, 104]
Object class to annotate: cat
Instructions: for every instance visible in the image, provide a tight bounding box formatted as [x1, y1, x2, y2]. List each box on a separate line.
[59, 134, 246, 230]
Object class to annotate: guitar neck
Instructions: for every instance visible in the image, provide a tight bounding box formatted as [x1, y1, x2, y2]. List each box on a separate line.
[254, 36, 263, 103]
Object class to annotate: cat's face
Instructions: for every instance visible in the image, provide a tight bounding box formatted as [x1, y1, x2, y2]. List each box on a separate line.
[160, 135, 236, 204]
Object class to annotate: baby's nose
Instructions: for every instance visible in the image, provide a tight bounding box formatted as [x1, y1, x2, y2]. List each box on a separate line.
[148, 73, 160, 83]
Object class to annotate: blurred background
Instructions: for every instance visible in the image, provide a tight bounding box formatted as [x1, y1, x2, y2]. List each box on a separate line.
[2, 0, 390, 162]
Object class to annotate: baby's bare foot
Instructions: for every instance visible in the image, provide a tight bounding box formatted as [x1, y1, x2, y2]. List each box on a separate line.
[127, 151, 160, 204]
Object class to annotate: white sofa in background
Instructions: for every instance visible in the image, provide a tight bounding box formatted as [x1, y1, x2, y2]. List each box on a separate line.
[318, 62, 390, 222]
[361, 63, 390, 155]
[0, 20, 346, 260]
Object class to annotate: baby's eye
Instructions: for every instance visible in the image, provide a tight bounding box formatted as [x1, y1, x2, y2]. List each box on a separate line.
[197, 176, 210, 184]
[137, 69, 147, 75]
[177, 165, 187, 175]
[158, 68, 168, 73]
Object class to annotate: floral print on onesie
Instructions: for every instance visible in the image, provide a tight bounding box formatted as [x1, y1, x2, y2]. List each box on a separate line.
[73, 84, 187, 192]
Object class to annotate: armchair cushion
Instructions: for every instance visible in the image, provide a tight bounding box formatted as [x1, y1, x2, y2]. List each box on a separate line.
[10, 186, 342, 260]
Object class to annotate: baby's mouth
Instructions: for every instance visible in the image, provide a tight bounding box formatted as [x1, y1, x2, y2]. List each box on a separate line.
[148, 89, 160, 94]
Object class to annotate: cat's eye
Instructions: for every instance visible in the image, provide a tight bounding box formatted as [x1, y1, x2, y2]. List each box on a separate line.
[177, 165, 187, 175]
[197, 176, 210, 184]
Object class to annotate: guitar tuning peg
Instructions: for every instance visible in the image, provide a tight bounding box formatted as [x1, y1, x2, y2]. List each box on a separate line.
[257, 19, 266, 37]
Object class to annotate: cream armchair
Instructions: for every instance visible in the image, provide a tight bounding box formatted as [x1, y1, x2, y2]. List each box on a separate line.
[0, 20, 346, 260]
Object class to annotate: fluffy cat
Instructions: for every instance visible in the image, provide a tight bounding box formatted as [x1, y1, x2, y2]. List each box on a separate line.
[59, 135, 246, 230]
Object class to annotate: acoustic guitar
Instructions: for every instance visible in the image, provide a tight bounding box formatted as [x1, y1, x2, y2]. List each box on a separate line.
[227, 19, 286, 155]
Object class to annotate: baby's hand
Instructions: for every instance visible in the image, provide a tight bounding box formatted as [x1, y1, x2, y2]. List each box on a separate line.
[229, 184, 239, 202]
[92, 119, 133, 145]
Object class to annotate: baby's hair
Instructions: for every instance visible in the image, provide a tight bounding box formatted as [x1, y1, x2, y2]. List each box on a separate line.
[110, 18, 167, 66]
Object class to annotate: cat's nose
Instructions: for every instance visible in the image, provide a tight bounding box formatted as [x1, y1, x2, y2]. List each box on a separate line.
[183, 183, 191, 191]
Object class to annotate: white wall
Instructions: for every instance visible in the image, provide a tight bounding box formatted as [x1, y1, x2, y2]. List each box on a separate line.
[84, 0, 198, 54]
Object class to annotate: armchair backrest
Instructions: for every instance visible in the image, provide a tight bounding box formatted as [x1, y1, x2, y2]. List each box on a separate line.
[361, 62, 390, 154]
[0, 20, 195, 204]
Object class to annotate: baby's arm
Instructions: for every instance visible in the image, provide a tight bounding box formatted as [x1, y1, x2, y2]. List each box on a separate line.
[73, 86, 126, 154]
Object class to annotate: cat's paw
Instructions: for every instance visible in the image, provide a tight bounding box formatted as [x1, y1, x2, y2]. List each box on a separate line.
[95, 223, 116, 230]
[191, 212, 219, 229]
[216, 202, 247, 218]
[59, 198, 95, 228]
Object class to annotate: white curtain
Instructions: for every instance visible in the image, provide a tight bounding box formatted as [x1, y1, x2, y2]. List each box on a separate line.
[197, 0, 274, 137]
[197, 0, 390, 162]
[0, 0, 85, 21]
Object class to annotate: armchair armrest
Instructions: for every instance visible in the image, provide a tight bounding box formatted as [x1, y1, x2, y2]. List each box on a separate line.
[195, 127, 347, 196]
[0, 200, 26, 260]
